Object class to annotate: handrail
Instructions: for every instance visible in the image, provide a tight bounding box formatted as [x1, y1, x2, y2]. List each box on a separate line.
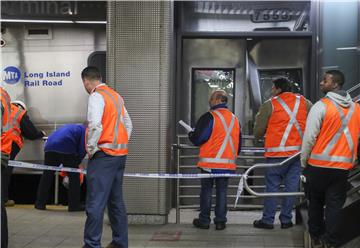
[174, 135, 266, 222]
[176, 133, 257, 140]
[346, 82, 360, 95]
[243, 152, 305, 197]
[347, 168, 360, 197]
[347, 184, 360, 196]
[345, 83, 360, 104]
[172, 143, 265, 154]
[348, 168, 360, 183]
[347, 83, 360, 103]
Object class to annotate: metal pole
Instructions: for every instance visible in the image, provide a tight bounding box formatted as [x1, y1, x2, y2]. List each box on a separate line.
[54, 171, 59, 205]
[176, 135, 181, 224]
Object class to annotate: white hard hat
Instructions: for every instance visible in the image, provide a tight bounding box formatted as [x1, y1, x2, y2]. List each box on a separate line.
[11, 100, 27, 111]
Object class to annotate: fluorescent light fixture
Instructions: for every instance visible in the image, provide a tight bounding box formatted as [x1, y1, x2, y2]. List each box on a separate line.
[74, 21, 107, 24]
[0, 19, 106, 24]
[336, 47, 358, 51]
[208, 83, 219, 88]
[1, 19, 73, 23]
[322, 66, 339, 69]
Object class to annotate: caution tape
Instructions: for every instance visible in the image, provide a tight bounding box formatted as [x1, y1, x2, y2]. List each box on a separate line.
[234, 176, 244, 208]
[124, 173, 242, 179]
[8, 160, 244, 178]
[9, 160, 85, 174]
[8, 160, 245, 207]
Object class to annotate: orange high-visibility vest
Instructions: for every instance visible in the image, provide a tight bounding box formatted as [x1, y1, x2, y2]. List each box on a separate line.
[264, 92, 307, 157]
[87, 85, 128, 156]
[10, 104, 26, 148]
[198, 108, 240, 170]
[308, 98, 360, 170]
[1, 87, 13, 155]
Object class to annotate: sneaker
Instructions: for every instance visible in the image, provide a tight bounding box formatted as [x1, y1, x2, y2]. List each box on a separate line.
[323, 242, 336, 248]
[5, 199, 15, 207]
[34, 204, 46, 210]
[105, 242, 121, 248]
[253, 219, 274, 229]
[280, 222, 293, 229]
[215, 222, 226, 230]
[311, 236, 323, 248]
[192, 218, 209, 229]
[68, 204, 85, 212]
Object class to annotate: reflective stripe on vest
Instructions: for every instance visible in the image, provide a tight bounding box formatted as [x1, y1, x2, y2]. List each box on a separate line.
[12, 107, 23, 132]
[310, 99, 355, 164]
[98, 143, 128, 150]
[11, 105, 25, 147]
[199, 110, 236, 164]
[1, 90, 12, 132]
[95, 88, 127, 149]
[198, 157, 235, 164]
[266, 95, 303, 153]
[1, 88, 13, 155]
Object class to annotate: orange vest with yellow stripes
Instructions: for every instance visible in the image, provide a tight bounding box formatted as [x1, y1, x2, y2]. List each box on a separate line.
[1, 87, 13, 155]
[265, 92, 307, 157]
[308, 98, 360, 170]
[10, 104, 26, 148]
[198, 108, 240, 170]
[87, 85, 129, 156]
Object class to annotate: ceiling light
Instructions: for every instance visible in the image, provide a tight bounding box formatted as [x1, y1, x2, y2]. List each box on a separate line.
[1, 19, 73, 23]
[0, 19, 106, 24]
[336, 47, 358, 51]
[74, 21, 107, 24]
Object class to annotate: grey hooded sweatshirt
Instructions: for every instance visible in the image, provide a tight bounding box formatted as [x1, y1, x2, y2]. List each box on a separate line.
[300, 90, 353, 168]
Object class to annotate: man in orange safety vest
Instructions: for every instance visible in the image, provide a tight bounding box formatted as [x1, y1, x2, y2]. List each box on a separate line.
[301, 70, 360, 248]
[253, 77, 312, 230]
[188, 89, 241, 231]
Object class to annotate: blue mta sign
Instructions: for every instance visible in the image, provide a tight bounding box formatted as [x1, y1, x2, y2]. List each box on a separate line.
[3, 66, 21, 84]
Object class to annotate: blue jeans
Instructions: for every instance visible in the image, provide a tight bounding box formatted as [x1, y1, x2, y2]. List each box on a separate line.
[199, 177, 229, 225]
[84, 152, 128, 248]
[262, 157, 301, 225]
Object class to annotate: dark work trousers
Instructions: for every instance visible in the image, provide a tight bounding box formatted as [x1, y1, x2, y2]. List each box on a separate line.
[1, 153, 9, 248]
[35, 151, 81, 210]
[307, 165, 349, 247]
[3, 143, 20, 202]
[199, 176, 229, 225]
[84, 151, 127, 248]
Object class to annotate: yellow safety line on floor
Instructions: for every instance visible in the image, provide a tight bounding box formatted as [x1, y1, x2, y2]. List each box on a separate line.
[6, 204, 68, 211]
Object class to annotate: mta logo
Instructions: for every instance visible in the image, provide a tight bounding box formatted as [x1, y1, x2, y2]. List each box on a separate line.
[3, 66, 21, 84]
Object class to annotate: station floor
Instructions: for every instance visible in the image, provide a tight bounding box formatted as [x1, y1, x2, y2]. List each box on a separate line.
[7, 205, 304, 248]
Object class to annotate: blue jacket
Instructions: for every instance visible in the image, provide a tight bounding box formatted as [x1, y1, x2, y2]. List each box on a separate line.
[45, 124, 86, 164]
[188, 104, 242, 173]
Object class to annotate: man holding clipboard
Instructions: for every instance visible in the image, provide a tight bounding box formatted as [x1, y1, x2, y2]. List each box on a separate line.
[181, 89, 241, 231]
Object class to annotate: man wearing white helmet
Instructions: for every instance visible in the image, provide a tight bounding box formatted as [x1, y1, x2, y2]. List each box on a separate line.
[3, 100, 45, 207]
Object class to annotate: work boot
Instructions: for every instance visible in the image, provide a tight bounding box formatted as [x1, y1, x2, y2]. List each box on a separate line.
[5, 200, 15, 207]
[311, 236, 323, 248]
[215, 222, 226, 230]
[68, 204, 85, 212]
[34, 204, 46, 210]
[105, 242, 122, 248]
[280, 222, 293, 229]
[323, 242, 336, 248]
[192, 218, 209, 229]
[253, 219, 274, 229]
